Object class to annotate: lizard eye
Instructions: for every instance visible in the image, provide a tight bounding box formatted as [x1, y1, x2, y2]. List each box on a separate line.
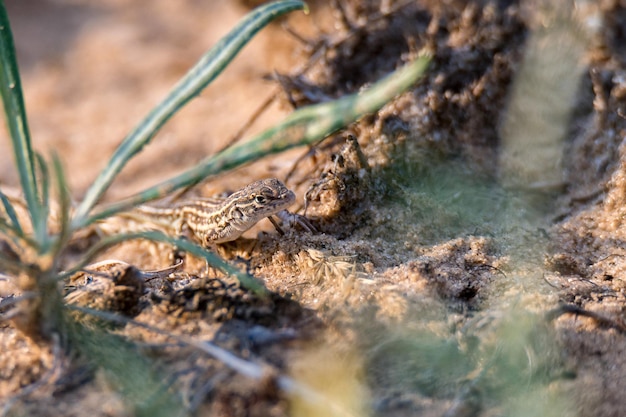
[254, 195, 266, 204]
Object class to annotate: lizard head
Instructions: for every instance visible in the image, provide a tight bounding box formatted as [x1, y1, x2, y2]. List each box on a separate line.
[226, 178, 295, 225]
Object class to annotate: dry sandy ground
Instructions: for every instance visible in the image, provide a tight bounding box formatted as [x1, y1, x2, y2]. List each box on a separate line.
[2, 1, 626, 416]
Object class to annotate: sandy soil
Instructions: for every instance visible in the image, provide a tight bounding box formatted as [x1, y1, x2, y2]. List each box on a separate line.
[2, 0, 626, 416]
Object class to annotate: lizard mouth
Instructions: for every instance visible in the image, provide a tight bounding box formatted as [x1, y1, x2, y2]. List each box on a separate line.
[280, 189, 296, 205]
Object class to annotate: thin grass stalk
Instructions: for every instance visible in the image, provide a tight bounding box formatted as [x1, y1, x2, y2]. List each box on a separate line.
[0, 0, 42, 242]
[59, 231, 268, 295]
[0, 293, 38, 316]
[33, 152, 50, 248]
[87, 53, 431, 223]
[0, 218, 36, 248]
[67, 305, 359, 417]
[0, 189, 23, 237]
[73, 0, 307, 225]
[49, 153, 72, 259]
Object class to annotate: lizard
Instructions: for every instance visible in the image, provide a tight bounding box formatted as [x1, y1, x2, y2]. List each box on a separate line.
[118, 178, 311, 246]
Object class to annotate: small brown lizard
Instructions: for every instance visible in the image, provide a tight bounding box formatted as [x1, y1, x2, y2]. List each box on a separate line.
[123, 178, 310, 246]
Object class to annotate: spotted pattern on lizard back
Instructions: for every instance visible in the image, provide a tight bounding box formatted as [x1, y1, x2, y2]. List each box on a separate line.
[132, 178, 296, 245]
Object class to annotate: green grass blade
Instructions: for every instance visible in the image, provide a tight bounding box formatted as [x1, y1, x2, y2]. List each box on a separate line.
[68, 325, 184, 417]
[35, 153, 50, 209]
[0, 215, 37, 248]
[33, 152, 51, 249]
[0, 0, 42, 238]
[86, 53, 431, 222]
[73, 0, 307, 225]
[0, 216, 21, 242]
[0, 189, 23, 236]
[49, 153, 72, 257]
[60, 231, 268, 295]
